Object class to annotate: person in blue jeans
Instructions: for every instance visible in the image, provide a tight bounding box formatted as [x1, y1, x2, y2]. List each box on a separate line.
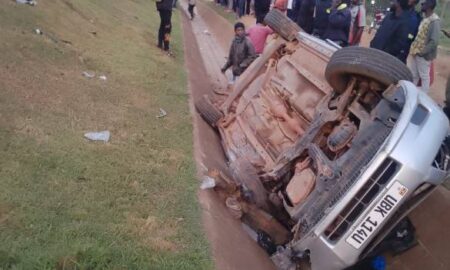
[237, 0, 246, 17]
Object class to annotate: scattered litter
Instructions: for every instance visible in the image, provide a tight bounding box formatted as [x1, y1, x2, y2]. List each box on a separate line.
[200, 176, 216, 190]
[82, 71, 95, 78]
[16, 0, 37, 6]
[156, 108, 167, 118]
[203, 30, 211, 35]
[98, 75, 107, 81]
[34, 28, 42, 35]
[84, 130, 110, 143]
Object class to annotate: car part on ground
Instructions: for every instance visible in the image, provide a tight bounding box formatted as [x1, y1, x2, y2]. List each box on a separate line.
[196, 9, 450, 270]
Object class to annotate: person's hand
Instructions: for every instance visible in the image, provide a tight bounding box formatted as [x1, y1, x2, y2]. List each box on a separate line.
[442, 29, 450, 39]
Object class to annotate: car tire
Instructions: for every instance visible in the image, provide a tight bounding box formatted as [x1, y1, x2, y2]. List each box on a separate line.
[195, 95, 223, 127]
[325, 47, 413, 93]
[230, 159, 269, 211]
[264, 9, 301, 42]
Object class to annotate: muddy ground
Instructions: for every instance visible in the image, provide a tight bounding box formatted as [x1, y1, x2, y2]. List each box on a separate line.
[181, 1, 450, 269]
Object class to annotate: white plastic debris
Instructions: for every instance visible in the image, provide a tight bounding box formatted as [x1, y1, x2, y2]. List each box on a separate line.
[156, 108, 167, 118]
[34, 29, 42, 35]
[98, 75, 107, 81]
[203, 30, 211, 35]
[82, 71, 95, 78]
[17, 0, 37, 6]
[200, 176, 216, 190]
[84, 131, 110, 143]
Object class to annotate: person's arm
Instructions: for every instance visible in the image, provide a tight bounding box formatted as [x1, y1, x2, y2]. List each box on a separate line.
[222, 42, 234, 72]
[442, 29, 450, 39]
[419, 20, 441, 56]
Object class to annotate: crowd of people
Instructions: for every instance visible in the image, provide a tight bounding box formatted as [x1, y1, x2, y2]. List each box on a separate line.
[154, 0, 446, 95]
[214, 0, 443, 94]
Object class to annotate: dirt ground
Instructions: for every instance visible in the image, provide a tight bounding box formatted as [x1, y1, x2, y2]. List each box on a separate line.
[183, 1, 450, 270]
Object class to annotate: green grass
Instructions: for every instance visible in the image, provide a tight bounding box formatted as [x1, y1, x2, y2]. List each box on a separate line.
[0, 0, 211, 269]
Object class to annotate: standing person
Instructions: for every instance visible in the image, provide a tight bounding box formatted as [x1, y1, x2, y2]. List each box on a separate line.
[188, 0, 196, 20]
[399, 0, 421, 62]
[238, 0, 246, 17]
[313, 0, 333, 37]
[408, 0, 441, 93]
[322, 0, 351, 46]
[348, 0, 366, 46]
[255, 0, 271, 22]
[156, 0, 173, 53]
[370, 0, 410, 62]
[246, 0, 252, 15]
[297, 0, 316, 34]
[287, 0, 298, 20]
[227, 0, 234, 12]
[221, 22, 257, 80]
[247, 16, 274, 54]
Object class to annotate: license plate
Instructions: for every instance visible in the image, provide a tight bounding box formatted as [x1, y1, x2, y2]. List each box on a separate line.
[346, 181, 408, 249]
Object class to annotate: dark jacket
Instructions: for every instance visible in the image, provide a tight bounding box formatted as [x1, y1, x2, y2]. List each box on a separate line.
[156, 0, 173, 11]
[255, 0, 271, 12]
[399, 10, 421, 62]
[370, 11, 409, 62]
[313, 0, 332, 37]
[223, 36, 256, 76]
[323, 3, 351, 45]
[297, 0, 316, 34]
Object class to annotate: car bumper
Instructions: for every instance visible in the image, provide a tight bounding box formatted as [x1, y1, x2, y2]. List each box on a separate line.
[287, 81, 450, 270]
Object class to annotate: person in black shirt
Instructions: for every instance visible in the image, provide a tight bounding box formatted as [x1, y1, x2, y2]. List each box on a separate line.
[370, 0, 410, 62]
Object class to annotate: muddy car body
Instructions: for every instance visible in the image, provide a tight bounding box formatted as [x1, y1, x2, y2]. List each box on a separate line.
[196, 10, 450, 270]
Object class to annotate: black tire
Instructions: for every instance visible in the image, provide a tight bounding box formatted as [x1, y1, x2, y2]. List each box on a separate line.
[325, 47, 413, 93]
[230, 159, 269, 210]
[195, 95, 223, 127]
[264, 9, 301, 42]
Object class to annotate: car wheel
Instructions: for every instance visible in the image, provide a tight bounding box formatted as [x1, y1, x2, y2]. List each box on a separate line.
[325, 47, 413, 93]
[230, 159, 270, 211]
[195, 95, 223, 128]
[264, 9, 301, 42]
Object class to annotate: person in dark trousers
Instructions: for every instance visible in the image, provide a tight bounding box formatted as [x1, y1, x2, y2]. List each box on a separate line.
[156, 0, 173, 53]
[399, 0, 421, 62]
[370, 0, 410, 62]
[313, 0, 333, 37]
[221, 22, 257, 80]
[297, 0, 316, 34]
[255, 0, 271, 23]
[322, 0, 351, 46]
[188, 0, 197, 19]
[288, 0, 302, 21]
